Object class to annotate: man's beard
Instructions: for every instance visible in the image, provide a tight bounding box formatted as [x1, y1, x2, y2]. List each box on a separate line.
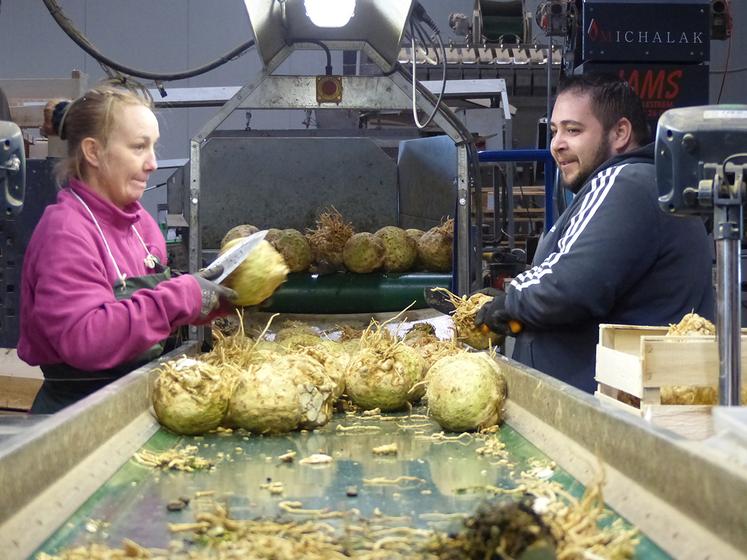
[563, 136, 612, 194]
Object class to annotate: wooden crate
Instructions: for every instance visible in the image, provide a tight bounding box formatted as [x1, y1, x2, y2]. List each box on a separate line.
[595, 324, 747, 440]
[0, 349, 42, 411]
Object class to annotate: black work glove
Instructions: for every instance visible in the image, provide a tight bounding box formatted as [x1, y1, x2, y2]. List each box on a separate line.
[475, 287, 503, 298]
[474, 291, 512, 336]
[192, 265, 237, 320]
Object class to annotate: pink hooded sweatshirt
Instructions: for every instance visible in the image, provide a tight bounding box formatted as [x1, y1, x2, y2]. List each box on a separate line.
[18, 179, 203, 371]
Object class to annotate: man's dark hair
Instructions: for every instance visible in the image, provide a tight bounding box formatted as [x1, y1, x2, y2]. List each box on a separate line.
[557, 73, 650, 145]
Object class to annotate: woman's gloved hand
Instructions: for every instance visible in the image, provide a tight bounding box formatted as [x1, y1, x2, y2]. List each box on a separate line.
[192, 265, 237, 320]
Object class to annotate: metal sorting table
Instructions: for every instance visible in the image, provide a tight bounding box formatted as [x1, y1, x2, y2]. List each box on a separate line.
[32, 413, 665, 558]
[1, 314, 746, 559]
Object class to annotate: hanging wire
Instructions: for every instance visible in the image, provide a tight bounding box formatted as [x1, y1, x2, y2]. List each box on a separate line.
[409, 6, 447, 130]
[717, 33, 732, 103]
[41, 0, 255, 83]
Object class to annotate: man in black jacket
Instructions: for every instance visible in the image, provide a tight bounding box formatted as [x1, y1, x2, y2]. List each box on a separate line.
[476, 74, 714, 393]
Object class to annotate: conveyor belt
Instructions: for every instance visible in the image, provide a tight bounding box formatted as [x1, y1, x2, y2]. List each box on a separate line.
[265, 272, 452, 314]
[2, 332, 747, 559]
[34, 411, 667, 558]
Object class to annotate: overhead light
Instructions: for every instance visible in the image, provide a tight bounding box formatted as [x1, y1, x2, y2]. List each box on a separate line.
[304, 0, 356, 28]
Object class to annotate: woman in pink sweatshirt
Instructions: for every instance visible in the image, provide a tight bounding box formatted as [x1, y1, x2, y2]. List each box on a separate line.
[18, 85, 235, 414]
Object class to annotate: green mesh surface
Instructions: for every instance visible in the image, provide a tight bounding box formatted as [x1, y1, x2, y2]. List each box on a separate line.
[34, 410, 669, 558]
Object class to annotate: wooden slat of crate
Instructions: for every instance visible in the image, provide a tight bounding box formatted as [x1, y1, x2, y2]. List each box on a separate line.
[596, 325, 747, 392]
[595, 344, 645, 397]
[642, 404, 714, 440]
[0, 376, 42, 411]
[595, 386, 641, 414]
[599, 324, 668, 354]
[640, 336, 747, 386]
[596, 325, 668, 398]
[0, 349, 43, 411]
[594, 324, 744, 440]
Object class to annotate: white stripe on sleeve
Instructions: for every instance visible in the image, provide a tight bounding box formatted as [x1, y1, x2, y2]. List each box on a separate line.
[512, 164, 628, 291]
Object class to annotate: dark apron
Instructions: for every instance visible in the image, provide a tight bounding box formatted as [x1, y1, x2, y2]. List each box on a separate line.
[30, 264, 175, 414]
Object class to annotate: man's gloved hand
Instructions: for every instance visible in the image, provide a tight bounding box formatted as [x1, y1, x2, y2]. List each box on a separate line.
[474, 291, 513, 336]
[193, 265, 237, 320]
[475, 286, 503, 298]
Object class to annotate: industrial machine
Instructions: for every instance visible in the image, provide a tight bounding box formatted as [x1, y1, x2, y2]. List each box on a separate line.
[574, 0, 713, 134]
[430, 0, 718, 125]
[0, 120, 25, 217]
[408, 0, 722, 275]
[2, 332, 747, 558]
[656, 104, 747, 406]
[1, 4, 747, 560]
[173, 0, 490, 331]
[0, 119, 25, 346]
[0, 73, 89, 349]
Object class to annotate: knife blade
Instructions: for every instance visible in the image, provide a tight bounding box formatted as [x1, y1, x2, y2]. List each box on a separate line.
[423, 287, 458, 315]
[207, 230, 268, 284]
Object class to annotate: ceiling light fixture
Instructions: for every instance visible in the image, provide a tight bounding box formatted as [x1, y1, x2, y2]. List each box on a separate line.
[304, 0, 356, 28]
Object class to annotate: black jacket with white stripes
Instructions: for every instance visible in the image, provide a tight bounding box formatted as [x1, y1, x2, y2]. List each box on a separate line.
[505, 143, 714, 393]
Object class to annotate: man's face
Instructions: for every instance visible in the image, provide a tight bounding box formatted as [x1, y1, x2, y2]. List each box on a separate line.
[550, 92, 613, 192]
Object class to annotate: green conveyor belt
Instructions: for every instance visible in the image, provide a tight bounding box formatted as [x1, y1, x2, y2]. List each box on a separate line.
[34, 410, 669, 559]
[264, 272, 452, 314]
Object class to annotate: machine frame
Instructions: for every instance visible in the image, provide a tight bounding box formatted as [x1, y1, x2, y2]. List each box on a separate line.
[185, 65, 488, 338]
[1, 323, 746, 559]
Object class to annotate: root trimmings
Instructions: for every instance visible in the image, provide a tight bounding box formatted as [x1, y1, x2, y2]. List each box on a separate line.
[306, 207, 354, 269]
[663, 311, 747, 404]
[667, 312, 715, 336]
[430, 287, 504, 349]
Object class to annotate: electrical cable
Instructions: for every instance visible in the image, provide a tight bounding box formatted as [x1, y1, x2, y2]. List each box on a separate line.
[711, 64, 747, 74]
[721, 153, 747, 169]
[292, 39, 333, 75]
[410, 32, 446, 128]
[717, 33, 732, 103]
[41, 0, 255, 82]
[413, 20, 432, 57]
[516, 183, 535, 230]
[409, 6, 447, 129]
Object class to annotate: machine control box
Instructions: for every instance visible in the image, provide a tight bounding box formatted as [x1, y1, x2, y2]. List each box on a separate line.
[581, 0, 710, 63]
[656, 105, 747, 216]
[577, 62, 709, 133]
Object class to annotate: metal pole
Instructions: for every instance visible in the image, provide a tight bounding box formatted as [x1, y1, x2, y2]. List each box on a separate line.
[546, 36, 553, 151]
[714, 199, 742, 405]
[456, 145, 471, 295]
[507, 162, 515, 250]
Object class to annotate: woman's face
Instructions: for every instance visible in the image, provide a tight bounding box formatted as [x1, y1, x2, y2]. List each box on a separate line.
[91, 104, 159, 208]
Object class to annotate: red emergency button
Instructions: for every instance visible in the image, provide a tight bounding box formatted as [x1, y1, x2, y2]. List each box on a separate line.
[316, 76, 343, 104]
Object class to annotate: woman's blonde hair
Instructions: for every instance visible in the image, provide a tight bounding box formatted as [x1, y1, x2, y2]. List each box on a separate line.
[53, 85, 154, 185]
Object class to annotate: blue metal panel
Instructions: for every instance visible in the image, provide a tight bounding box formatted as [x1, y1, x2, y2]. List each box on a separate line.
[478, 149, 556, 231]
